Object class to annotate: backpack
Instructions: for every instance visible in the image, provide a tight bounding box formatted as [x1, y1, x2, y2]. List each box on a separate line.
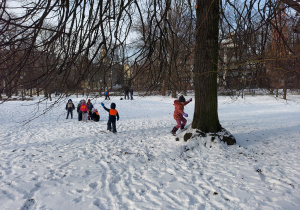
[80, 103, 87, 112]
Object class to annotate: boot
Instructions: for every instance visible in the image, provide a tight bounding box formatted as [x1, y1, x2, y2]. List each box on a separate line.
[171, 127, 178, 135]
[180, 124, 185, 130]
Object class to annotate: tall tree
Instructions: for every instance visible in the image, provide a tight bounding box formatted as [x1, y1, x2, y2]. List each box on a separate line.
[2, 0, 298, 141]
[189, 0, 235, 144]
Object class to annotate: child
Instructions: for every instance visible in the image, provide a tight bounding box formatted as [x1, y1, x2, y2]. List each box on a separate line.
[87, 99, 94, 120]
[77, 100, 83, 121]
[104, 89, 110, 100]
[80, 100, 89, 122]
[91, 108, 100, 122]
[171, 95, 192, 135]
[65, 99, 75, 119]
[101, 102, 119, 133]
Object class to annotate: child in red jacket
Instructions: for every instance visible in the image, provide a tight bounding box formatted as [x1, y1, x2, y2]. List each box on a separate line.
[80, 100, 89, 122]
[171, 95, 192, 135]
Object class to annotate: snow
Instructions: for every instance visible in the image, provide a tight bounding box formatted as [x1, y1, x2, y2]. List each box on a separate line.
[0, 95, 300, 210]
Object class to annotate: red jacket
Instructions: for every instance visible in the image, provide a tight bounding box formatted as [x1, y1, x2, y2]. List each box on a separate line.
[173, 100, 190, 120]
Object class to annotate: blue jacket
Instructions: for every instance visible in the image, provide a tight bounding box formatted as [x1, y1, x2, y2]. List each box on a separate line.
[87, 102, 93, 111]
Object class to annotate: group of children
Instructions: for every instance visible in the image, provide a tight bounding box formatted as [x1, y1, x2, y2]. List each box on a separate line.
[65, 98, 120, 133]
[65, 94, 191, 135]
[66, 99, 99, 122]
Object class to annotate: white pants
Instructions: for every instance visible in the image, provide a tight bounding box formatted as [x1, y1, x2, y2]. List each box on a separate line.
[82, 112, 88, 121]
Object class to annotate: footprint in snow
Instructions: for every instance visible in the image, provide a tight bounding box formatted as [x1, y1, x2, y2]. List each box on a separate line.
[21, 198, 35, 210]
[89, 182, 98, 189]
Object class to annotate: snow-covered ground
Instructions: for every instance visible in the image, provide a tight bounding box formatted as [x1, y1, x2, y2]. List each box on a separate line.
[0, 95, 300, 210]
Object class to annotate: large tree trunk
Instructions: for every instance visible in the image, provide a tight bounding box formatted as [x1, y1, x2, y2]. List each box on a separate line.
[184, 0, 236, 145]
[192, 0, 221, 133]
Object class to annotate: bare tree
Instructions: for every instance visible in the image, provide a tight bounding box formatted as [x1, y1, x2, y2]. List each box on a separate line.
[189, 0, 299, 143]
[1, 0, 136, 100]
[131, 0, 194, 96]
[1, 0, 299, 143]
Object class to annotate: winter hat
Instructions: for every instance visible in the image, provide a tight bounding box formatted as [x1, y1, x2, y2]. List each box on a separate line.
[179, 95, 186, 102]
[68, 99, 72, 102]
[111, 103, 116, 109]
[88, 99, 91, 102]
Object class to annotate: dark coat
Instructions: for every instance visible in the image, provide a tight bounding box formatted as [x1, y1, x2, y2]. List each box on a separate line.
[87, 102, 93, 111]
[103, 106, 119, 122]
[66, 102, 75, 110]
[77, 103, 81, 113]
[91, 112, 100, 122]
[124, 87, 129, 94]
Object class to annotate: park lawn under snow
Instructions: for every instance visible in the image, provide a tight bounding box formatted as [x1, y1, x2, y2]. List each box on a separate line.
[0, 94, 300, 210]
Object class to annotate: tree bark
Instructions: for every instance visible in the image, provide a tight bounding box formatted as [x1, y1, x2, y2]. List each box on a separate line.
[192, 0, 222, 133]
[283, 80, 287, 100]
[161, 80, 166, 96]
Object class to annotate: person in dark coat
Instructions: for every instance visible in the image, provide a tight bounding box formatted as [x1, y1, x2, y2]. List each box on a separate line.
[66, 99, 75, 119]
[101, 102, 119, 133]
[91, 108, 100, 122]
[87, 99, 94, 120]
[124, 87, 129, 100]
[130, 88, 133, 100]
[77, 100, 83, 121]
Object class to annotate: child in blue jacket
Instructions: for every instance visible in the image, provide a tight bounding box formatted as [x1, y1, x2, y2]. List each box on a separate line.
[101, 102, 119, 133]
[104, 89, 110, 100]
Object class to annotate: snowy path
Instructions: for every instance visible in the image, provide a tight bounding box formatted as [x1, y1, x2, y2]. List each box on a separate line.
[0, 95, 300, 209]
